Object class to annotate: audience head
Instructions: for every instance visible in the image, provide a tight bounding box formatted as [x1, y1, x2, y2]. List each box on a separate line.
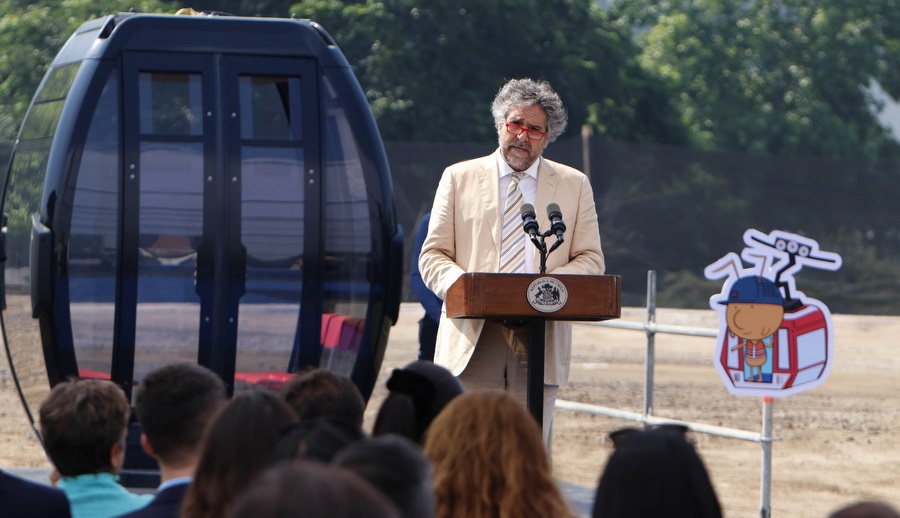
[333, 434, 435, 518]
[828, 500, 900, 518]
[227, 460, 399, 518]
[180, 388, 298, 518]
[592, 426, 722, 518]
[272, 416, 365, 463]
[373, 360, 463, 444]
[134, 362, 226, 470]
[424, 390, 572, 518]
[280, 368, 365, 428]
[39, 378, 131, 477]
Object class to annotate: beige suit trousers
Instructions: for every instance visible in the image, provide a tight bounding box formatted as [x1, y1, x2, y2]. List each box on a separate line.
[457, 319, 559, 447]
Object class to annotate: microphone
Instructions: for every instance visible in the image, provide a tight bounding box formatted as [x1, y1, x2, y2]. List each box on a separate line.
[520, 203, 539, 237]
[547, 203, 566, 240]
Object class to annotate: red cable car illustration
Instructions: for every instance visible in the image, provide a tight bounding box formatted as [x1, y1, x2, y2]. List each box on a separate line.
[719, 301, 831, 395]
[707, 229, 841, 398]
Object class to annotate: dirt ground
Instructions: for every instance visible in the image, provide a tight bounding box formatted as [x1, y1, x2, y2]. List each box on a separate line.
[2, 303, 899, 517]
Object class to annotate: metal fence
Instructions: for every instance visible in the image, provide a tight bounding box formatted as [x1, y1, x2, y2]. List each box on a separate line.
[556, 270, 775, 518]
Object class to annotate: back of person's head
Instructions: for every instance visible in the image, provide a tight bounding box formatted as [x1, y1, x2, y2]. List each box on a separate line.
[828, 500, 900, 518]
[592, 426, 722, 518]
[280, 368, 365, 428]
[181, 388, 297, 518]
[226, 460, 400, 518]
[39, 378, 131, 477]
[272, 416, 365, 463]
[134, 362, 226, 467]
[333, 434, 435, 518]
[373, 360, 463, 444]
[423, 390, 571, 518]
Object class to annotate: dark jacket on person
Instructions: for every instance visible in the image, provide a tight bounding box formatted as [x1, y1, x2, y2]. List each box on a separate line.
[0, 469, 72, 518]
[115, 481, 189, 518]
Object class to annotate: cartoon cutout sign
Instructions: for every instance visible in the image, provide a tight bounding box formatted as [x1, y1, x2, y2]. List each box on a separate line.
[705, 229, 842, 397]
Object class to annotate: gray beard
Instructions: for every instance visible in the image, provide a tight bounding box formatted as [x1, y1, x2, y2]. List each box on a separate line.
[501, 145, 538, 171]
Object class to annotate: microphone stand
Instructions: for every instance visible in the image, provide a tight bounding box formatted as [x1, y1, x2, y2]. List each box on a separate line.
[528, 231, 563, 274]
[523, 226, 563, 426]
[529, 235, 547, 274]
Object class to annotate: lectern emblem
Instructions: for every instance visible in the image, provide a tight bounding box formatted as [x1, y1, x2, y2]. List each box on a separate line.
[527, 277, 568, 313]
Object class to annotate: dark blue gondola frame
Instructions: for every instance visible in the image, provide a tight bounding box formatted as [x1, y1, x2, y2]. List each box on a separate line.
[2, 13, 402, 437]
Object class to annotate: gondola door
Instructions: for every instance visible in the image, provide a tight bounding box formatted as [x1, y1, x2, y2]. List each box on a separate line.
[113, 54, 213, 396]
[218, 56, 321, 392]
[109, 53, 320, 395]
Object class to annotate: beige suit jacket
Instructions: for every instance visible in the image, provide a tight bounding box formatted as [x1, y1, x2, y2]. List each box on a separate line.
[419, 150, 605, 385]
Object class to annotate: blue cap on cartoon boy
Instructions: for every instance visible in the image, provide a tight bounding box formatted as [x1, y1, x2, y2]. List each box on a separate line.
[719, 276, 784, 305]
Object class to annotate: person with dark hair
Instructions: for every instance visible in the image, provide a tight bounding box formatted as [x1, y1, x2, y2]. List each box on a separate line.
[226, 460, 399, 518]
[418, 78, 605, 443]
[410, 212, 442, 361]
[0, 469, 71, 518]
[272, 416, 366, 463]
[591, 426, 723, 518]
[279, 368, 365, 429]
[372, 360, 463, 444]
[39, 378, 152, 518]
[828, 500, 900, 518]
[118, 363, 227, 518]
[333, 434, 435, 518]
[180, 388, 297, 518]
[424, 390, 574, 518]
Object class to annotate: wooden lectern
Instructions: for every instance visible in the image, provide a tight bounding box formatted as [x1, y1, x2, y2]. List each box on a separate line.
[446, 273, 621, 428]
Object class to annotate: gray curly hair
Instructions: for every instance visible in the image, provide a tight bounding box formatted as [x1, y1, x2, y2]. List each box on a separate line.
[490, 78, 568, 142]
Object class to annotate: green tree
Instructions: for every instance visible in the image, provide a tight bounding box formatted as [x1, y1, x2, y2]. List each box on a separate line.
[612, 0, 900, 158]
[290, 0, 688, 144]
[0, 0, 175, 139]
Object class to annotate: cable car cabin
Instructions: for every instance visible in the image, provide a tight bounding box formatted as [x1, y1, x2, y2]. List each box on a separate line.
[0, 11, 403, 481]
[719, 304, 831, 395]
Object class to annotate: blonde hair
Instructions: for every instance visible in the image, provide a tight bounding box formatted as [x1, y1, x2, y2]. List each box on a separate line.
[175, 7, 206, 15]
[423, 390, 574, 518]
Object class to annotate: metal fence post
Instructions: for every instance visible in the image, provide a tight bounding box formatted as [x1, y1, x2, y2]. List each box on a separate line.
[761, 396, 774, 517]
[643, 270, 657, 421]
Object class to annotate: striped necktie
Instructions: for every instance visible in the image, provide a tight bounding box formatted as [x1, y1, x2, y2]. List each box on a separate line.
[500, 171, 526, 273]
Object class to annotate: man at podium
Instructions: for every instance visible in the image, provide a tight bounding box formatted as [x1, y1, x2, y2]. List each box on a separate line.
[419, 78, 605, 443]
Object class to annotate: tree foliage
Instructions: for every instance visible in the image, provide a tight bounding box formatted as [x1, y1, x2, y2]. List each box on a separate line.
[0, 0, 175, 139]
[612, 0, 900, 158]
[290, 0, 688, 144]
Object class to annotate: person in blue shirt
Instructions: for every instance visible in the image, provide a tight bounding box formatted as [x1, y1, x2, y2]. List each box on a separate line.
[410, 212, 443, 361]
[39, 378, 153, 518]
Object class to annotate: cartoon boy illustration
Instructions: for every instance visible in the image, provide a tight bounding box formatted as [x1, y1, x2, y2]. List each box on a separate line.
[721, 276, 785, 382]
